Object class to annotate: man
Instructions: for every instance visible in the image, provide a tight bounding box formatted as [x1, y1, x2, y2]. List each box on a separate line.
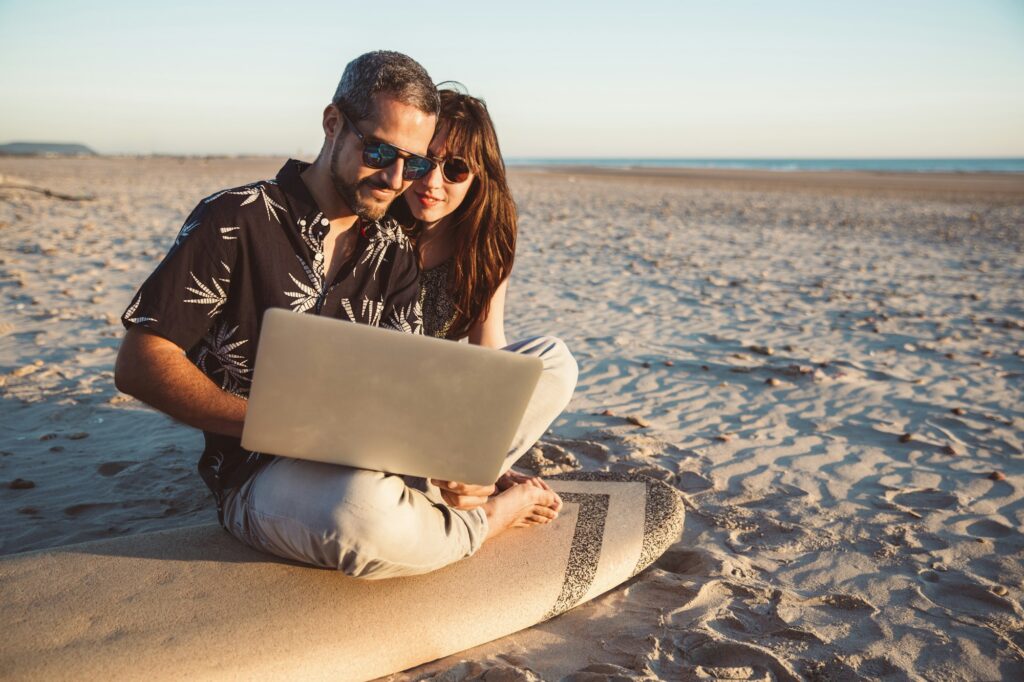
[115, 51, 574, 579]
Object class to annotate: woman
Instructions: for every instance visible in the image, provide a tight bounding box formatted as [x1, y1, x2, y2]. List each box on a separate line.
[390, 86, 578, 522]
[392, 86, 514, 347]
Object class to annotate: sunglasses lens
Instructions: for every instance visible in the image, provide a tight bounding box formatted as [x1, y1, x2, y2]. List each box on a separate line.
[443, 158, 471, 183]
[363, 142, 397, 169]
[403, 156, 434, 180]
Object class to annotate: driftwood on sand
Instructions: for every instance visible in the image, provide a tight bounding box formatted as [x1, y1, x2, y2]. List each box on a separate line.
[0, 183, 95, 202]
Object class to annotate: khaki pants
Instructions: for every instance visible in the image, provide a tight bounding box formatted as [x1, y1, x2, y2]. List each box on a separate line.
[221, 336, 578, 579]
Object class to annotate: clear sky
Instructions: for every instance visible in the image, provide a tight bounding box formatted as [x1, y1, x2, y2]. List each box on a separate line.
[1, 0, 1022, 157]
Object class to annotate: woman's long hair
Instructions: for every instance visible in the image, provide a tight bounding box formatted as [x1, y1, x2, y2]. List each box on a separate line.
[391, 86, 517, 340]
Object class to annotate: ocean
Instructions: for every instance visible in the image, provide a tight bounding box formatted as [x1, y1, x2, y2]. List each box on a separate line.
[504, 158, 1024, 173]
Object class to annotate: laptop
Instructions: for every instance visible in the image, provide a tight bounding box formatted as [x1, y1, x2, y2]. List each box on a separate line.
[241, 308, 543, 486]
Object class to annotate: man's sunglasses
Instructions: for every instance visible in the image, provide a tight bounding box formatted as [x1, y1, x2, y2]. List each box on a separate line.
[342, 111, 434, 180]
[341, 110, 473, 184]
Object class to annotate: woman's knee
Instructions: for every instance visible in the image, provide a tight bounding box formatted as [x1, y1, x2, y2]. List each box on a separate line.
[536, 336, 579, 405]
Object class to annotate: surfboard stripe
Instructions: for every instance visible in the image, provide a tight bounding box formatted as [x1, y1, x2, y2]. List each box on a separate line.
[550, 471, 685, 579]
[543, 493, 609, 619]
[633, 474, 686, 577]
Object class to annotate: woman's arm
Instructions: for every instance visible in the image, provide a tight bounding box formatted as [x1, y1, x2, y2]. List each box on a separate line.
[467, 278, 509, 349]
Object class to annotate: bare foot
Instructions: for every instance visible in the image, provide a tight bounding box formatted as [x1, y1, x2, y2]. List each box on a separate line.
[483, 484, 561, 540]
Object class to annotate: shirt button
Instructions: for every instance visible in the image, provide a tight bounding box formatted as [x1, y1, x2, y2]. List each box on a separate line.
[314, 253, 323, 262]
[320, 218, 329, 227]
[298, 219, 306, 226]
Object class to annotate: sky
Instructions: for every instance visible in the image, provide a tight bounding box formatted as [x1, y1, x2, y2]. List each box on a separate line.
[1, 0, 1022, 158]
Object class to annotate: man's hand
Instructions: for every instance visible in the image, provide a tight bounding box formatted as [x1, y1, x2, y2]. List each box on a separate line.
[496, 470, 562, 512]
[429, 479, 497, 510]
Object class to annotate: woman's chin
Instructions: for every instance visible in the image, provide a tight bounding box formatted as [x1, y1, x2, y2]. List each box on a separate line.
[413, 208, 451, 225]
[406, 203, 433, 223]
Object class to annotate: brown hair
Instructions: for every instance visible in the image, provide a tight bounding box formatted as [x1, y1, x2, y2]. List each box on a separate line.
[391, 86, 517, 339]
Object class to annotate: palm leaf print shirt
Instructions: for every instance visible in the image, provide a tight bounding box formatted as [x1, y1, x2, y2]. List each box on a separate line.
[121, 160, 423, 512]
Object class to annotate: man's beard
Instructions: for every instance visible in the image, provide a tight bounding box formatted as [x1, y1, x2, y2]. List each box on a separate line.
[329, 141, 393, 222]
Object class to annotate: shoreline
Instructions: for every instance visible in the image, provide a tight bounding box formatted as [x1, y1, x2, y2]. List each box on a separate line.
[5, 154, 1024, 203]
[508, 164, 1024, 203]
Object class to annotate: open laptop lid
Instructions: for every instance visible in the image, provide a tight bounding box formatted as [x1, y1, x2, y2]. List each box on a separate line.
[241, 308, 543, 486]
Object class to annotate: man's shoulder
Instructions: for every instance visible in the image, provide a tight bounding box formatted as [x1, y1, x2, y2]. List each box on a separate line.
[193, 177, 288, 224]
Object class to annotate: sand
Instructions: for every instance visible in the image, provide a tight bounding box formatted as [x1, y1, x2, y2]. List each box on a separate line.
[1, 157, 1022, 680]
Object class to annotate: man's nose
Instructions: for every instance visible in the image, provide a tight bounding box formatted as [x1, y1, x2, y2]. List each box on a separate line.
[381, 160, 405, 191]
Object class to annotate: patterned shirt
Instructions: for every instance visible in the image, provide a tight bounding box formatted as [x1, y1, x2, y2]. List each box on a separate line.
[122, 159, 422, 510]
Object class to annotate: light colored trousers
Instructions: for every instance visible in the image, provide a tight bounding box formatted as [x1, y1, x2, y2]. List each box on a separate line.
[222, 336, 578, 579]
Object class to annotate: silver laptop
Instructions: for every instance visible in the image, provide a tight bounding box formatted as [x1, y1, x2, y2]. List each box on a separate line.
[241, 308, 543, 486]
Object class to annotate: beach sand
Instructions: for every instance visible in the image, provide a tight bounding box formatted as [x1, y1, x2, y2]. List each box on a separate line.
[1, 157, 1022, 680]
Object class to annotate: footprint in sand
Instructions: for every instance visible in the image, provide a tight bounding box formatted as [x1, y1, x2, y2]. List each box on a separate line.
[677, 470, 714, 493]
[916, 570, 1018, 617]
[809, 593, 876, 612]
[888, 488, 959, 511]
[63, 501, 123, 518]
[966, 519, 1015, 539]
[96, 460, 135, 477]
[729, 518, 803, 553]
[656, 549, 709, 576]
[674, 634, 802, 682]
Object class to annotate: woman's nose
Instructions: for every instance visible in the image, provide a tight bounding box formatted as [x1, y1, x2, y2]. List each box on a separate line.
[423, 162, 444, 190]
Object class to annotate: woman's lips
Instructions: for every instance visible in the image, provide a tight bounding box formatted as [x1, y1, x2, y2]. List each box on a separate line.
[416, 192, 441, 208]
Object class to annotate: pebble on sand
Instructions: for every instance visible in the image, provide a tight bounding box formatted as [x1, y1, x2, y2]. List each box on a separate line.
[67, 432, 89, 440]
[992, 585, 1009, 596]
[663, 360, 674, 367]
[987, 471, 1006, 481]
[951, 407, 967, 416]
[9, 478, 36, 490]
[749, 345, 774, 356]
[765, 377, 782, 387]
[942, 444, 964, 456]
[715, 434, 734, 442]
[626, 415, 650, 428]
[599, 409, 616, 417]
[898, 433, 914, 443]
[641, 361, 651, 368]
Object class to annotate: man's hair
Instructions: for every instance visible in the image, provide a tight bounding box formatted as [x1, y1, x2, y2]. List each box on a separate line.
[332, 51, 439, 122]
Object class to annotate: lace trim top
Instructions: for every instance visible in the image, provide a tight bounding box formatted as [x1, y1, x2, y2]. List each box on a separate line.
[419, 259, 460, 339]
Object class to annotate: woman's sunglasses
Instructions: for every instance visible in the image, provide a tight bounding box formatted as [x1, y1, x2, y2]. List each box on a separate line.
[433, 156, 472, 184]
[342, 111, 435, 180]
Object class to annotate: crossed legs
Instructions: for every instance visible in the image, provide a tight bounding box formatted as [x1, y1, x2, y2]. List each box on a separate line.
[221, 336, 578, 579]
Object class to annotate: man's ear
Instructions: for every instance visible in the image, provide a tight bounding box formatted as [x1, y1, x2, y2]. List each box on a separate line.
[322, 104, 342, 140]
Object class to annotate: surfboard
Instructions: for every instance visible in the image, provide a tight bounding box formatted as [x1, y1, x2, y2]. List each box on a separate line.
[0, 471, 684, 681]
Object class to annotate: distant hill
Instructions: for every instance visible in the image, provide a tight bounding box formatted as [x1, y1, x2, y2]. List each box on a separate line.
[0, 142, 98, 156]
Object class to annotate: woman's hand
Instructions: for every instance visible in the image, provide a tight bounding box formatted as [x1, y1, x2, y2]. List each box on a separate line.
[430, 479, 496, 510]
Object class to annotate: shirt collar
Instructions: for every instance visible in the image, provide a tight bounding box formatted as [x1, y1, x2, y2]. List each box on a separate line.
[275, 158, 319, 223]
[274, 157, 400, 240]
